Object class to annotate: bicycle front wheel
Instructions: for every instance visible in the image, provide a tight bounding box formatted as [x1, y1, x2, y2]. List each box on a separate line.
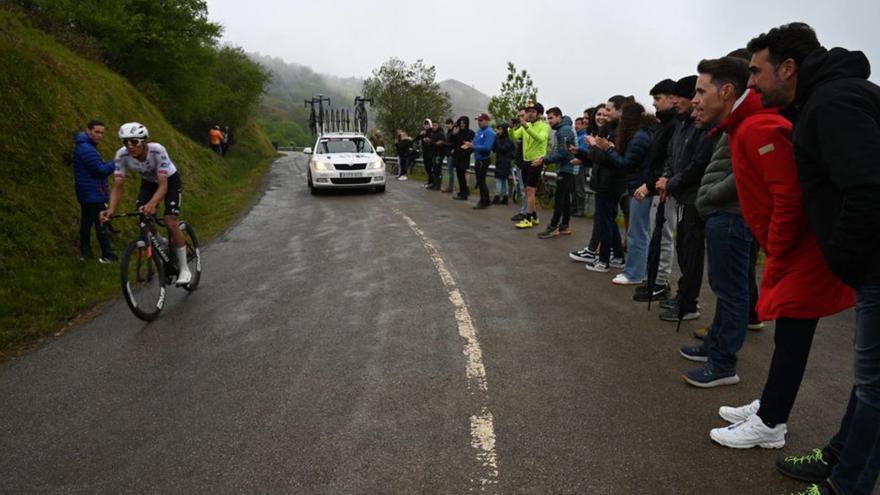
[180, 222, 201, 291]
[120, 240, 167, 321]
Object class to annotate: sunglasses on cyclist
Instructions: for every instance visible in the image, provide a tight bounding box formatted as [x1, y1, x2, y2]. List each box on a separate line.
[122, 138, 144, 146]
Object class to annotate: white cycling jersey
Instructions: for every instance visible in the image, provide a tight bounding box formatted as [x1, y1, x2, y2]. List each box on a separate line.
[114, 142, 178, 183]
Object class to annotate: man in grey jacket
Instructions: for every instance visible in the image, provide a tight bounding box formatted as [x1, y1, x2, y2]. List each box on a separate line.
[680, 56, 754, 388]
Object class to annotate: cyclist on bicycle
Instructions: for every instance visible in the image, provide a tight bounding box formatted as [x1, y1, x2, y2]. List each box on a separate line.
[100, 122, 192, 285]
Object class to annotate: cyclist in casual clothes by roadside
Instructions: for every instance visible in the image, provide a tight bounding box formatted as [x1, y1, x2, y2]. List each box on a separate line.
[511, 101, 551, 229]
[510, 108, 529, 222]
[100, 123, 192, 285]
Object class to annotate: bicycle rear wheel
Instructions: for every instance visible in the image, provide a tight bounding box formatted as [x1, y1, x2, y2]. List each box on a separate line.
[180, 222, 201, 291]
[120, 240, 167, 321]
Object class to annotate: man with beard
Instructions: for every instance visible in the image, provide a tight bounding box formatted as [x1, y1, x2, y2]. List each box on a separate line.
[744, 22, 880, 495]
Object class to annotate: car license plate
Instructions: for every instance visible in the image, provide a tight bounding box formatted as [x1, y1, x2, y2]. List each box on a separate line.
[338, 172, 362, 178]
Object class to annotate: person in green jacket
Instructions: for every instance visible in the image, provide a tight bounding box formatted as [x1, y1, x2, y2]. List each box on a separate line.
[511, 101, 551, 229]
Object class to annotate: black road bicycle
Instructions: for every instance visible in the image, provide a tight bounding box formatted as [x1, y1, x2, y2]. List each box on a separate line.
[110, 212, 201, 321]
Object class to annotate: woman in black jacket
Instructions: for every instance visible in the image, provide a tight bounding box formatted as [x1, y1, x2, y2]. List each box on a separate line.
[395, 130, 414, 180]
[493, 123, 515, 204]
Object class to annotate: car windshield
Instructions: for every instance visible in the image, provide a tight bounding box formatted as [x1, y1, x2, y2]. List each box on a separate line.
[316, 137, 373, 154]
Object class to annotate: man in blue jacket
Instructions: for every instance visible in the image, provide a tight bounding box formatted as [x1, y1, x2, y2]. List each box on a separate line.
[468, 113, 496, 209]
[73, 120, 116, 262]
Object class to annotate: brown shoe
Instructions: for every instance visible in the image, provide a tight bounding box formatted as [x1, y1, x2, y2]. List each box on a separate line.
[559, 226, 573, 235]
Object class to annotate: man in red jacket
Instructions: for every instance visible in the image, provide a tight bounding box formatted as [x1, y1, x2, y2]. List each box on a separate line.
[745, 23, 880, 495]
[706, 74, 854, 452]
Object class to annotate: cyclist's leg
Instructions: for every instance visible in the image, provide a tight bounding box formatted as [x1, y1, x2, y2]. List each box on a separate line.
[162, 174, 191, 283]
[162, 174, 185, 247]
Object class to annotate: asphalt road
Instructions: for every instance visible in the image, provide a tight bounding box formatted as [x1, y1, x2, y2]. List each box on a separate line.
[0, 153, 859, 494]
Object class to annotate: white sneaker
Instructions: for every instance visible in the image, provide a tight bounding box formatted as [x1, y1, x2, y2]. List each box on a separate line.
[709, 413, 786, 449]
[397, 175, 408, 181]
[612, 274, 644, 285]
[719, 399, 761, 424]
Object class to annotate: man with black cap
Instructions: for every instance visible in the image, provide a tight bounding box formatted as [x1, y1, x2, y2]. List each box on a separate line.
[655, 75, 711, 325]
[511, 101, 551, 228]
[633, 78, 680, 303]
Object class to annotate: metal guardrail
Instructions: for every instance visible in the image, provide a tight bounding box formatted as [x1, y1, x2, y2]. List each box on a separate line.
[382, 155, 562, 184]
[288, 150, 595, 210]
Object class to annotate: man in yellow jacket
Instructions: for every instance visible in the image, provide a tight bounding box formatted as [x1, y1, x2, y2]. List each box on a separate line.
[510, 101, 551, 228]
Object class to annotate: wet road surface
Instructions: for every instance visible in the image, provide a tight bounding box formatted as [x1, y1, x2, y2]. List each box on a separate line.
[0, 153, 858, 494]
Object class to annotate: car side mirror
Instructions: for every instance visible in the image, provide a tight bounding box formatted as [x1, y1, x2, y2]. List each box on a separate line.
[303, 147, 312, 155]
[376, 146, 385, 155]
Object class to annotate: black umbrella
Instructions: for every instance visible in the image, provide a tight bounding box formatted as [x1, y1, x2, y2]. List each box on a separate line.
[645, 197, 667, 311]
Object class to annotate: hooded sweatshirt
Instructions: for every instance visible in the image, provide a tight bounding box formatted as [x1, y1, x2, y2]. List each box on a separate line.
[417, 119, 436, 160]
[450, 116, 475, 166]
[789, 47, 880, 289]
[543, 116, 576, 174]
[72, 131, 116, 204]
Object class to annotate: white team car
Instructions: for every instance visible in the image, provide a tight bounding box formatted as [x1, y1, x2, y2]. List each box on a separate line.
[304, 132, 386, 194]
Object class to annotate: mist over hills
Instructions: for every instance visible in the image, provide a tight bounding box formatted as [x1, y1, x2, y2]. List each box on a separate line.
[249, 53, 491, 144]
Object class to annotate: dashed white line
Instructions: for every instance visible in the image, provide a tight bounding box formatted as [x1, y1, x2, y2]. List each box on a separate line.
[392, 208, 499, 491]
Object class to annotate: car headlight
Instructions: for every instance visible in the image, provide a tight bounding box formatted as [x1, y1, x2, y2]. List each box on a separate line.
[368, 158, 384, 170]
[312, 159, 332, 171]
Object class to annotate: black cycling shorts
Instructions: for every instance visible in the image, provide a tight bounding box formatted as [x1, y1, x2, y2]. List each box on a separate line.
[524, 164, 543, 188]
[136, 173, 183, 216]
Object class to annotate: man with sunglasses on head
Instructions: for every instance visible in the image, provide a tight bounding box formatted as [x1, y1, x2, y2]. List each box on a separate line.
[100, 122, 192, 285]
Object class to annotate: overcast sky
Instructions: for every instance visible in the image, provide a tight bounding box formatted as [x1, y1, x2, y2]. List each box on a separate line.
[206, 0, 880, 115]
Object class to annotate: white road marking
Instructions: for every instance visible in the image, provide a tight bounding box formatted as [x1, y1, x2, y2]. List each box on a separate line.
[393, 208, 499, 491]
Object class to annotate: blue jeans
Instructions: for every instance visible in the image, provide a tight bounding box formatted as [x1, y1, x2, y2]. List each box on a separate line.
[495, 176, 509, 196]
[703, 212, 753, 372]
[829, 282, 880, 495]
[622, 195, 651, 281]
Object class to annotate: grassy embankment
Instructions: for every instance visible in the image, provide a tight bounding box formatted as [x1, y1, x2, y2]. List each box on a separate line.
[0, 11, 278, 356]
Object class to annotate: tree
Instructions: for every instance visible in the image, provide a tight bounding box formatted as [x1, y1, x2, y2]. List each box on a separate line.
[487, 62, 538, 124]
[362, 58, 451, 139]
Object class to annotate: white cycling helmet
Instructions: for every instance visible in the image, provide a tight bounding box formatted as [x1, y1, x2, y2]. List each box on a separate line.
[118, 122, 149, 140]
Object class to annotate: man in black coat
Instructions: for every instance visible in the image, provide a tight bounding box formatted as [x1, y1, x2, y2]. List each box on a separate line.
[747, 22, 880, 495]
[450, 116, 475, 200]
[655, 75, 711, 324]
[428, 121, 446, 190]
[633, 78, 679, 302]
